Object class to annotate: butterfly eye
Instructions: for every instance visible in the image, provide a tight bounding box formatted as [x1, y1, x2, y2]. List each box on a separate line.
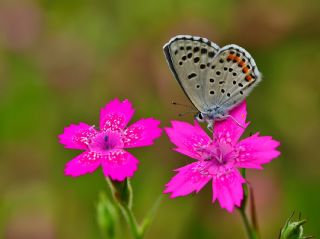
[195, 112, 205, 122]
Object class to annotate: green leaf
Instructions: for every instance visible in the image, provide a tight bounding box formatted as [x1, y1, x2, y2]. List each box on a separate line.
[139, 195, 163, 237]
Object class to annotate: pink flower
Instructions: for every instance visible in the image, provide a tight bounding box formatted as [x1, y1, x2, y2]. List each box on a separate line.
[164, 101, 280, 212]
[59, 99, 162, 181]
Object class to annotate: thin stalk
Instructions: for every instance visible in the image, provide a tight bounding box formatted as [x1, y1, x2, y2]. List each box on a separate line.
[120, 204, 142, 239]
[239, 207, 258, 239]
[239, 169, 259, 239]
[139, 195, 163, 237]
[249, 185, 259, 236]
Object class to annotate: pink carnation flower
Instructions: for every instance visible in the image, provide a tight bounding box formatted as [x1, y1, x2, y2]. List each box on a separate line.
[164, 101, 280, 212]
[59, 99, 162, 181]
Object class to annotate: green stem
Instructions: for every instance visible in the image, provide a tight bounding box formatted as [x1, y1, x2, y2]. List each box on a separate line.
[120, 204, 142, 239]
[105, 178, 161, 239]
[239, 207, 258, 239]
[239, 169, 259, 239]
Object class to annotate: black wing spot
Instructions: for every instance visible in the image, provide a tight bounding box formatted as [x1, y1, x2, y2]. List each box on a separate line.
[188, 73, 197, 79]
[238, 83, 243, 87]
[186, 46, 192, 50]
[187, 53, 193, 59]
[223, 67, 228, 71]
[233, 72, 237, 76]
[236, 53, 241, 57]
[240, 91, 243, 95]
[179, 61, 183, 65]
[227, 93, 231, 97]
[182, 55, 187, 61]
[229, 68, 233, 72]
[233, 80, 236, 85]
[200, 64, 206, 69]
[209, 78, 214, 83]
[194, 57, 200, 63]
[209, 90, 215, 95]
[207, 63, 210, 67]
[219, 81, 224, 85]
[211, 65, 215, 69]
[208, 51, 215, 58]
[174, 50, 178, 55]
[221, 89, 225, 93]
[216, 71, 221, 76]
[193, 47, 199, 52]
[196, 84, 200, 88]
[219, 59, 224, 63]
[180, 46, 184, 50]
[201, 48, 207, 54]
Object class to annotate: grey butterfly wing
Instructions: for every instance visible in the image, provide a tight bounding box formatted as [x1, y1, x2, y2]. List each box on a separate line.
[203, 44, 262, 112]
[163, 35, 220, 112]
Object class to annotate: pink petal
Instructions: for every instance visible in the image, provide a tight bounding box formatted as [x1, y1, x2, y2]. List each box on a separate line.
[212, 169, 245, 212]
[235, 133, 280, 169]
[59, 123, 97, 150]
[165, 121, 211, 160]
[164, 162, 212, 198]
[100, 99, 135, 131]
[101, 149, 139, 181]
[214, 101, 249, 145]
[123, 118, 162, 148]
[64, 151, 101, 177]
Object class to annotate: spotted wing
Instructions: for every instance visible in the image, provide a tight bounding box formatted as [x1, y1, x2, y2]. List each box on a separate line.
[163, 35, 220, 112]
[203, 44, 262, 112]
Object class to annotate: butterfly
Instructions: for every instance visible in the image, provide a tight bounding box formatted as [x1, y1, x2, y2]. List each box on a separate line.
[163, 35, 262, 131]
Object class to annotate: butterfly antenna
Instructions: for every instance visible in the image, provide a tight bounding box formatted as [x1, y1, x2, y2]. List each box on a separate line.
[178, 111, 196, 117]
[171, 101, 195, 110]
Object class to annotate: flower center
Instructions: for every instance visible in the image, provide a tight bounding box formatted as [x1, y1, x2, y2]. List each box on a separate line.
[89, 131, 123, 153]
[197, 142, 235, 166]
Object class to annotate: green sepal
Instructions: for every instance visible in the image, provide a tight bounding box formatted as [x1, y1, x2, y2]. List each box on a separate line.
[106, 178, 133, 209]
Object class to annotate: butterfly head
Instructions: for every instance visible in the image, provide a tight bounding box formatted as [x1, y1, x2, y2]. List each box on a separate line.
[195, 107, 229, 131]
[195, 112, 214, 131]
[195, 112, 205, 123]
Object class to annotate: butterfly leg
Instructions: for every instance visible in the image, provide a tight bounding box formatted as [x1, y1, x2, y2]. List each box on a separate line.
[226, 114, 245, 128]
[206, 120, 214, 132]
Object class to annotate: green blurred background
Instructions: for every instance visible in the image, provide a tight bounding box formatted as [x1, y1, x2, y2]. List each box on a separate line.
[1, 0, 319, 238]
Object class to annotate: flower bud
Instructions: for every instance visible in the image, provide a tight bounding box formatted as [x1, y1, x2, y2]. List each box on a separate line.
[279, 212, 313, 239]
[106, 178, 133, 208]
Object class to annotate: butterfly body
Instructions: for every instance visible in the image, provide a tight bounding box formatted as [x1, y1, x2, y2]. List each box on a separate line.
[163, 35, 262, 130]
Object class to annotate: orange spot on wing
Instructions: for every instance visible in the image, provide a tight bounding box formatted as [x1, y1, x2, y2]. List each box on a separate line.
[242, 66, 249, 73]
[234, 56, 241, 62]
[245, 75, 252, 81]
[238, 61, 245, 67]
[227, 54, 235, 61]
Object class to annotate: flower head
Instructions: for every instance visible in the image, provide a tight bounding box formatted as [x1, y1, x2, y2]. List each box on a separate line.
[59, 99, 162, 181]
[164, 101, 280, 212]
